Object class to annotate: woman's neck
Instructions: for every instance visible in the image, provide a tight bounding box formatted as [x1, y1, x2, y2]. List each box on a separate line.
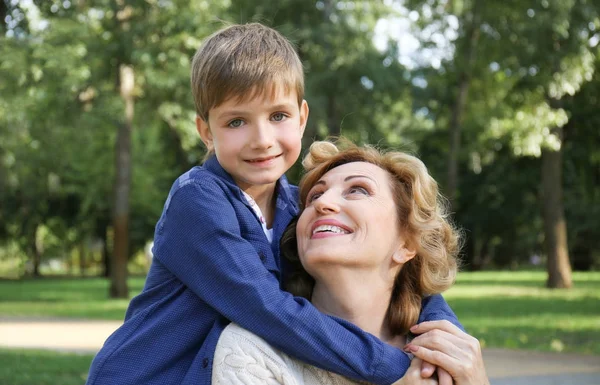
[310, 268, 406, 348]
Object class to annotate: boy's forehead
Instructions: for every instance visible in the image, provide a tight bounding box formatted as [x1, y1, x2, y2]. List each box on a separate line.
[215, 84, 300, 110]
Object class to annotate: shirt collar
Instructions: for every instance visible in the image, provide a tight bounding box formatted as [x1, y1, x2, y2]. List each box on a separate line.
[203, 155, 235, 184]
[275, 174, 298, 214]
[203, 155, 298, 214]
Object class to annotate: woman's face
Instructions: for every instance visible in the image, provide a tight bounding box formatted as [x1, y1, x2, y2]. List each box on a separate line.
[297, 161, 410, 275]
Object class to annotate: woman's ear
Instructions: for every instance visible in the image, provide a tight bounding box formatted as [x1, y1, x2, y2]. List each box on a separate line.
[392, 241, 417, 264]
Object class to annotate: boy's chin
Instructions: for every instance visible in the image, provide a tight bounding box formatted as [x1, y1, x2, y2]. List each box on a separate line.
[233, 175, 280, 191]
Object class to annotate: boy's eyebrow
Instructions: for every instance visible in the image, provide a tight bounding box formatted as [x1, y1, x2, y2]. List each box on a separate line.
[215, 110, 250, 119]
[216, 103, 297, 119]
[269, 102, 297, 110]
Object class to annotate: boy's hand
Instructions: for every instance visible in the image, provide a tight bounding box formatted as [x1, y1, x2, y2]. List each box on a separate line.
[420, 361, 453, 385]
[390, 358, 438, 385]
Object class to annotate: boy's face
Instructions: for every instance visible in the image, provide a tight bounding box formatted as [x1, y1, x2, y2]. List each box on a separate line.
[196, 87, 308, 193]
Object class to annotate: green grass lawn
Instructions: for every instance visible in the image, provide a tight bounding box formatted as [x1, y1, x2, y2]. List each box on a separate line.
[0, 276, 146, 320]
[0, 348, 93, 385]
[0, 271, 598, 354]
[445, 271, 600, 355]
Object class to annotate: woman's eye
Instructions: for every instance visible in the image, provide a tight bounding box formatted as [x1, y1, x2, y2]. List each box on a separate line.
[271, 113, 287, 122]
[348, 186, 369, 195]
[228, 119, 244, 128]
[307, 191, 323, 204]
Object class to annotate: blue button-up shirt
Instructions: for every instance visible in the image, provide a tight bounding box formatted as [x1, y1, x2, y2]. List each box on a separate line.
[86, 156, 461, 385]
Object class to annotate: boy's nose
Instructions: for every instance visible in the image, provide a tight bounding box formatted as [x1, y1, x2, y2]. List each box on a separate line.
[251, 122, 275, 150]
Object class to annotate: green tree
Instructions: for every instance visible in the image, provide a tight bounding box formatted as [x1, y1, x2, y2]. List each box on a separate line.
[406, 0, 598, 285]
[0, 0, 223, 291]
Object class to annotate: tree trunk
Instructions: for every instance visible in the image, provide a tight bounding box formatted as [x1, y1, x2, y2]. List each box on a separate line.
[102, 241, 111, 278]
[446, 0, 480, 207]
[110, 64, 134, 299]
[96, 220, 111, 277]
[541, 126, 572, 289]
[0, 1, 7, 34]
[79, 243, 86, 276]
[31, 223, 45, 277]
[30, 239, 41, 277]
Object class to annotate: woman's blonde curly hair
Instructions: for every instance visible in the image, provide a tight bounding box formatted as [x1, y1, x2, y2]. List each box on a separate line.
[281, 139, 462, 336]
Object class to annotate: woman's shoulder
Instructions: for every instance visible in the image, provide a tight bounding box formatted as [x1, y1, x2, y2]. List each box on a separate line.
[214, 323, 369, 385]
[216, 323, 284, 359]
[213, 323, 295, 384]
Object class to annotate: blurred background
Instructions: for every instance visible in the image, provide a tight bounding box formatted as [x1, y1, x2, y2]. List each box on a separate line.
[0, 2, 599, 382]
[2, 0, 599, 288]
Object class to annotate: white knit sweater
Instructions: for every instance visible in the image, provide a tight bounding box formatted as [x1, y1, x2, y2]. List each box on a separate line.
[212, 323, 371, 385]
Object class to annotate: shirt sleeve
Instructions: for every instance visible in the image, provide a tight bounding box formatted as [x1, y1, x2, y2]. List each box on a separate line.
[153, 179, 410, 385]
[419, 294, 465, 332]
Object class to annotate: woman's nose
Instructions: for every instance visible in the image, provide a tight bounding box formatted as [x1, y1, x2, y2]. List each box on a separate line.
[313, 192, 340, 214]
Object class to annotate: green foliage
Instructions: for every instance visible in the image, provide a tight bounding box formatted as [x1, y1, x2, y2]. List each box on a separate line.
[0, 1, 223, 269]
[1, 0, 599, 274]
[562, 53, 600, 269]
[404, 0, 600, 268]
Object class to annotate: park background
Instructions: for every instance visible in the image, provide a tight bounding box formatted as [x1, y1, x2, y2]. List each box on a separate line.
[0, 0, 599, 384]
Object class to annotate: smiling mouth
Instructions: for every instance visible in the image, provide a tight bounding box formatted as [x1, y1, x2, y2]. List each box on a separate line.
[246, 154, 281, 163]
[312, 225, 351, 236]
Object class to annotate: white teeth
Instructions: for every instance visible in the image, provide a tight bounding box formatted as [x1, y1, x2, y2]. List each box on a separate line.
[312, 225, 349, 235]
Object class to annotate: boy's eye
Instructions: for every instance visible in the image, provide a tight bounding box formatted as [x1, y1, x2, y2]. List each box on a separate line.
[228, 119, 244, 128]
[271, 113, 287, 122]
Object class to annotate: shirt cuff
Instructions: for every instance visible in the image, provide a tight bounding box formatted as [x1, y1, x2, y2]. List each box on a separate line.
[372, 344, 412, 385]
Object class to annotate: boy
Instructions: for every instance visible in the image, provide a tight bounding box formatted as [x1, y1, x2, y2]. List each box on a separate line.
[86, 23, 461, 385]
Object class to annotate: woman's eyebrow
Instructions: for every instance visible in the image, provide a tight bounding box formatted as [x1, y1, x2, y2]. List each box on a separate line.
[313, 174, 376, 187]
[344, 175, 376, 183]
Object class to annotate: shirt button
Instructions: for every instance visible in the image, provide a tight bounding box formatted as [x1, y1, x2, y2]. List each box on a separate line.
[202, 358, 209, 368]
[259, 252, 266, 262]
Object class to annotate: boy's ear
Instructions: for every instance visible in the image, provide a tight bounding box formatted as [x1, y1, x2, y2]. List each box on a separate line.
[196, 116, 213, 151]
[299, 99, 309, 137]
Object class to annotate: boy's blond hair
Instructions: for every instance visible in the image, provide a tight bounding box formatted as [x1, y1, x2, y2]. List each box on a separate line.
[191, 23, 304, 124]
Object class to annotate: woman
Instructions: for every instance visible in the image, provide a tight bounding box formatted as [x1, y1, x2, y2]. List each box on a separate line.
[212, 140, 489, 385]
